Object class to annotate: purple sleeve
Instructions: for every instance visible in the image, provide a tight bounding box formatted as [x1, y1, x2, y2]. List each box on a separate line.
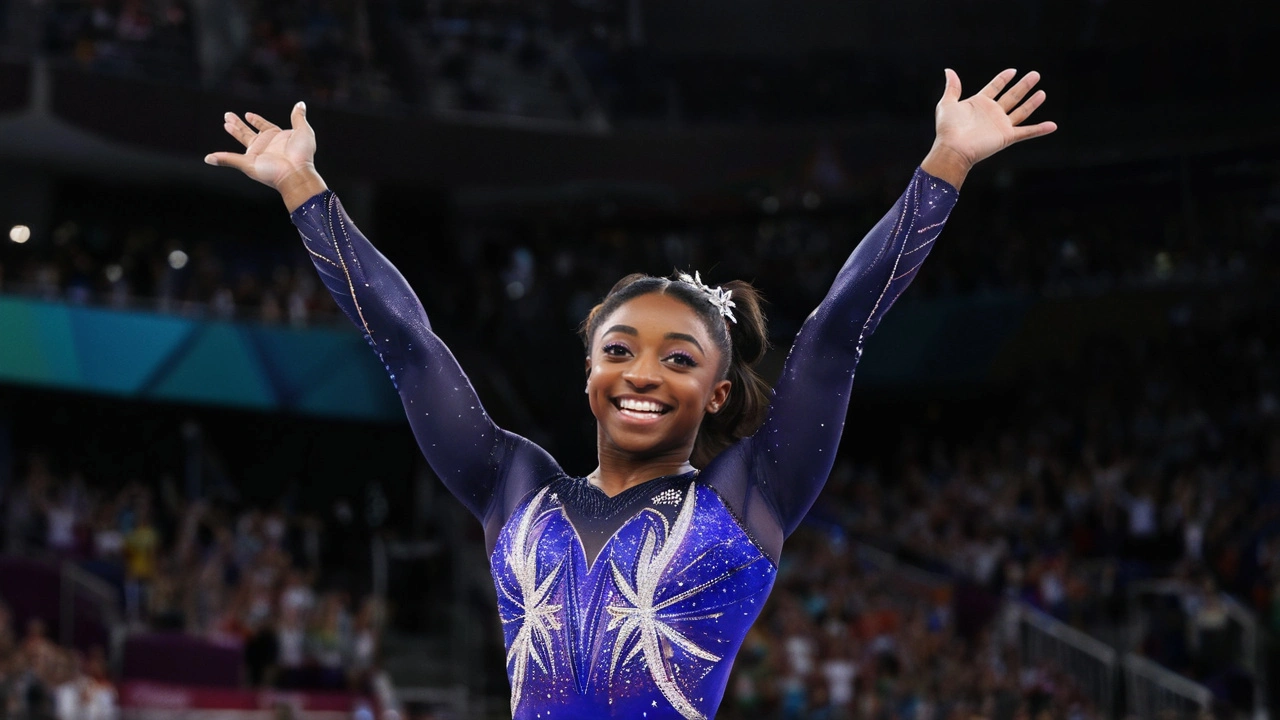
[703, 167, 958, 560]
[291, 192, 562, 540]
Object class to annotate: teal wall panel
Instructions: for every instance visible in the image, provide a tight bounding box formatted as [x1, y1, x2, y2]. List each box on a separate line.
[148, 324, 276, 410]
[0, 299, 60, 385]
[31, 304, 80, 388]
[70, 306, 194, 395]
[294, 339, 402, 419]
[0, 297, 402, 423]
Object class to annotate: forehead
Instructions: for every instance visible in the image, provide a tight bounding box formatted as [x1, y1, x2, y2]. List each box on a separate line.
[597, 292, 714, 343]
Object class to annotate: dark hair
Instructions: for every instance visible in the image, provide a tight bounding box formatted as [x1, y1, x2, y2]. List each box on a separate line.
[580, 272, 771, 468]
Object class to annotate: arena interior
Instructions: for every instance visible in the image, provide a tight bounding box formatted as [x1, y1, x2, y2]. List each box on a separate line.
[0, 0, 1277, 718]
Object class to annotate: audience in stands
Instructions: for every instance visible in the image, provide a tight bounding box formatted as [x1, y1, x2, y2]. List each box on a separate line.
[21, 0, 1269, 127]
[2, 148, 1272, 337]
[0, 601, 119, 720]
[0, 461, 386, 695]
[719, 530, 1104, 720]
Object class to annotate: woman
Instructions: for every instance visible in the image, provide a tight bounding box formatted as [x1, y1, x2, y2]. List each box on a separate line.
[206, 68, 1055, 719]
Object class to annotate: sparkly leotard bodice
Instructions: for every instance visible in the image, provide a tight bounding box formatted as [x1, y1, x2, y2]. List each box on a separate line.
[292, 168, 957, 719]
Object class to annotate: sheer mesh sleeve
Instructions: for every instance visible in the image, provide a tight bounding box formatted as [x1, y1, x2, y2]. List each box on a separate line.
[291, 192, 563, 546]
[703, 168, 958, 562]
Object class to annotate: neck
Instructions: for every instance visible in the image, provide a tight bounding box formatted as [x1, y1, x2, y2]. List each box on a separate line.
[590, 445, 696, 497]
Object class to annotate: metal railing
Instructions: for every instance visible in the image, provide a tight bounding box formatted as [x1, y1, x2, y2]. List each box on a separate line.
[0, 554, 127, 673]
[1006, 602, 1118, 715]
[1128, 578, 1267, 719]
[1123, 652, 1213, 720]
[59, 560, 126, 672]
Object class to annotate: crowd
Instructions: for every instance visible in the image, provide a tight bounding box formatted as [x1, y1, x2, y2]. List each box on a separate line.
[389, 0, 594, 120]
[14, 0, 1269, 128]
[0, 602, 118, 720]
[29, 0, 586, 120]
[0, 451, 387, 694]
[706, 283, 1280, 716]
[802, 277, 1279, 714]
[0, 208, 343, 326]
[219, 0, 396, 107]
[42, 0, 199, 84]
[718, 529, 1104, 720]
[3, 144, 1272, 334]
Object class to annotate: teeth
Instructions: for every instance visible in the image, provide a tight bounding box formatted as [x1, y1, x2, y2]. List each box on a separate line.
[618, 398, 666, 413]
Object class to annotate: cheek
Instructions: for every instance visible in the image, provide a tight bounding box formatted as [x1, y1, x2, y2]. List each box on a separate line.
[586, 364, 612, 408]
[678, 373, 719, 407]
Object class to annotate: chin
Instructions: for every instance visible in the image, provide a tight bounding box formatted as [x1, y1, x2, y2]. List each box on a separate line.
[600, 428, 689, 461]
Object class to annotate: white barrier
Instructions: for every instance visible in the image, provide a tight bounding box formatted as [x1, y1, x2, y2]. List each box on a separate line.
[1128, 579, 1267, 719]
[1006, 603, 1118, 714]
[1122, 653, 1213, 720]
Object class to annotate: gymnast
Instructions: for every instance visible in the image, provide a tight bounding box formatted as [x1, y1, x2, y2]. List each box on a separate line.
[206, 68, 1055, 719]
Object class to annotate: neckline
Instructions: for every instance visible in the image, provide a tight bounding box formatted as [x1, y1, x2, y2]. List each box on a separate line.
[577, 469, 698, 502]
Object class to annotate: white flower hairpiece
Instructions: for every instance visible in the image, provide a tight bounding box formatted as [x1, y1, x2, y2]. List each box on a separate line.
[675, 271, 737, 324]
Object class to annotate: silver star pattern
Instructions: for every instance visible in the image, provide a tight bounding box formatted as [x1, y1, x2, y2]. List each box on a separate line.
[675, 271, 737, 324]
[605, 484, 726, 720]
[496, 487, 564, 714]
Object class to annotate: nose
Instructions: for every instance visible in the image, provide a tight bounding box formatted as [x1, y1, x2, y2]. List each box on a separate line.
[622, 353, 663, 391]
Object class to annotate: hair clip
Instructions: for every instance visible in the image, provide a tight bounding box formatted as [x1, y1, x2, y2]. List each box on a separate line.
[676, 271, 737, 324]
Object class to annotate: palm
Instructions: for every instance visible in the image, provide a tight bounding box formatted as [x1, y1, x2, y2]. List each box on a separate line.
[205, 107, 317, 189]
[243, 128, 313, 186]
[934, 69, 1056, 167]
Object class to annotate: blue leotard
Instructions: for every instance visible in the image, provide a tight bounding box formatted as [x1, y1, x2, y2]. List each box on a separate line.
[292, 168, 957, 719]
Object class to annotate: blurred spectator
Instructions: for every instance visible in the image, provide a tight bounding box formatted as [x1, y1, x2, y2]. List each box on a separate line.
[0, 602, 118, 720]
[0, 447, 388, 695]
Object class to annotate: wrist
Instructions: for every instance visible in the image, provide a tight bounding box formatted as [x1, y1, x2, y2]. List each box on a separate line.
[921, 143, 972, 190]
[278, 164, 328, 213]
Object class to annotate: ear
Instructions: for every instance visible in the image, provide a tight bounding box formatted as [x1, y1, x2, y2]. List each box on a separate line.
[705, 379, 732, 414]
[584, 356, 592, 378]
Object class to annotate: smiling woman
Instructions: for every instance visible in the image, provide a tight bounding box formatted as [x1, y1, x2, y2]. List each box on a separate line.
[204, 67, 1056, 719]
[581, 274, 771, 477]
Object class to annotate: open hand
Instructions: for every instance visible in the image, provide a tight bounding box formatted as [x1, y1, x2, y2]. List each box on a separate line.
[205, 102, 317, 190]
[932, 68, 1057, 170]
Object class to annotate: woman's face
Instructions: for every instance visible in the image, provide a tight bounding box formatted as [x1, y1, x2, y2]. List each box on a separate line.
[587, 292, 731, 463]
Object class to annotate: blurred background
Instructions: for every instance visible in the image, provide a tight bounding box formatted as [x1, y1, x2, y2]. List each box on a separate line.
[0, 0, 1276, 718]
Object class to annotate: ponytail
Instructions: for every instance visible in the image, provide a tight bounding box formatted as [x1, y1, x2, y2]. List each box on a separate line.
[691, 280, 770, 467]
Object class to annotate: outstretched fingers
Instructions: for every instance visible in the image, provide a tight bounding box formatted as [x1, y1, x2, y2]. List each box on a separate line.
[978, 69, 1017, 100]
[289, 101, 311, 134]
[1008, 89, 1047, 126]
[1010, 121, 1058, 144]
[997, 71, 1041, 112]
[223, 112, 256, 148]
[939, 68, 963, 105]
[245, 112, 281, 134]
[204, 151, 252, 170]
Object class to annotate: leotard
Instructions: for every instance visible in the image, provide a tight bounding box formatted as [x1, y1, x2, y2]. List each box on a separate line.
[291, 167, 957, 719]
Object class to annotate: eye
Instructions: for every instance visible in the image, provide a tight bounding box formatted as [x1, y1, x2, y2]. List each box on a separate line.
[665, 351, 698, 368]
[602, 342, 631, 358]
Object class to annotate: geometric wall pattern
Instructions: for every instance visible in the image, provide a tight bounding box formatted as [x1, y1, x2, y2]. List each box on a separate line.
[0, 297, 403, 422]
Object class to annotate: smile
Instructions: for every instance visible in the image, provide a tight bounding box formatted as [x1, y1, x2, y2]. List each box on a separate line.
[612, 396, 672, 422]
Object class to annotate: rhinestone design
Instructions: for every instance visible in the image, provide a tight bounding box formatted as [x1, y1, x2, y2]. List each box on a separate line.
[495, 486, 564, 713]
[651, 488, 683, 506]
[675, 271, 737, 324]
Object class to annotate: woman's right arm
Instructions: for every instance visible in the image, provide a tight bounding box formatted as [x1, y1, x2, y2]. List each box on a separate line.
[206, 104, 561, 523]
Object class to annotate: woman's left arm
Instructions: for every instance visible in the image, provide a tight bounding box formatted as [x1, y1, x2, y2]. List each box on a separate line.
[706, 69, 1056, 542]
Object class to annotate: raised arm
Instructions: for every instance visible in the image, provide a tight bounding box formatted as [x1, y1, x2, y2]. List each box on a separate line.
[704, 69, 1057, 555]
[205, 104, 562, 531]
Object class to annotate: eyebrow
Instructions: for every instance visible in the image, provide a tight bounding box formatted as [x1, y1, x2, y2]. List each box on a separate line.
[602, 325, 705, 354]
[664, 332, 705, 353]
